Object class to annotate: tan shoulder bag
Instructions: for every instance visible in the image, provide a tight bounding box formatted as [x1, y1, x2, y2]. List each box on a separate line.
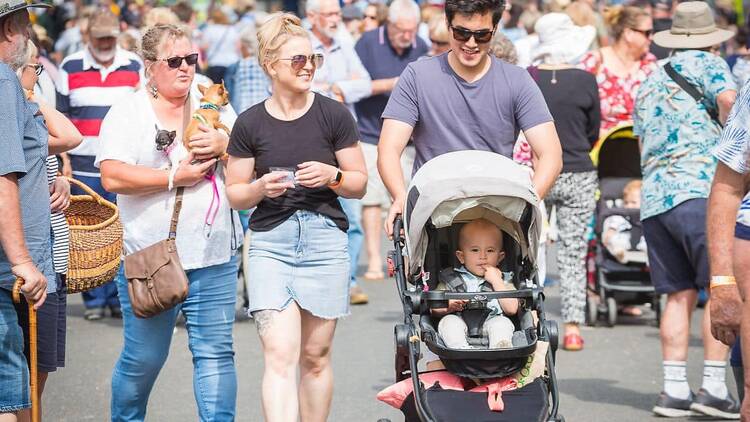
[123, 96, 191, 318]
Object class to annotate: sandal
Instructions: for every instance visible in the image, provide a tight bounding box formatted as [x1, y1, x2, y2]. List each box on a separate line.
[563, 333, 584, 351]
[363, 270, 385, 280]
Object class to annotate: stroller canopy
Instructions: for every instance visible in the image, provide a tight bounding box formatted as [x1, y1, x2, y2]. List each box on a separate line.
[403, 151, 542, 274]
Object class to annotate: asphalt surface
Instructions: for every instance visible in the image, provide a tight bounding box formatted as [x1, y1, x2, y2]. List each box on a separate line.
[44, 246, 738, 421]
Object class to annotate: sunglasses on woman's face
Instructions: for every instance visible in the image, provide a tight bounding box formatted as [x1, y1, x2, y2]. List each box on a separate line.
[630, 27, 653, 38]
[278, 53, 324, 72]
[449, 25, 494, 44]
[364, 14, 378, 20]
[430, 38, 449, 47]
[26, 63, 43, 76]
[160, 53, 199, 69]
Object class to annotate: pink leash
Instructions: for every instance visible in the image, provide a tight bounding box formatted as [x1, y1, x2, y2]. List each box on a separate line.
[203, 168, 221, 237]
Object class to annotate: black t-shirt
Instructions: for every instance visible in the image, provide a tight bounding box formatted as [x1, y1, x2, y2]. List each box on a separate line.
[533, 68, 600, 173]
[227, 93, 360, 232]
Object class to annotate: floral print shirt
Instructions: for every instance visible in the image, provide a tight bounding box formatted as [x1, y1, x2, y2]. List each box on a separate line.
[714, 81, 750, 231]
[579, 50, 658, 132]
[633, 50, 736, 220]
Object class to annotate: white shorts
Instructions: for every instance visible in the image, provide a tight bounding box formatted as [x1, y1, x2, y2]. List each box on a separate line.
[361, 143, 415, 208]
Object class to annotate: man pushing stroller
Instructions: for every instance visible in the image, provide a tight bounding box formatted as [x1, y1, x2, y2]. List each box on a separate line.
[433, 219, 519, 350]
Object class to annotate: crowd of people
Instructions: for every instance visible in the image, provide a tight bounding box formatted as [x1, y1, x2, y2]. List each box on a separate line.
[3, 0, 750, 420]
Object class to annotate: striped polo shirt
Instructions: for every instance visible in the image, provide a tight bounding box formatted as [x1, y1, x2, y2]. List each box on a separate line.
[57, 47, 144, 177]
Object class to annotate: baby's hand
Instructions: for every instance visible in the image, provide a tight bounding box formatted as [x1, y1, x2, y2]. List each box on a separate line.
[447, 300, 467, 313]
[483, 266, 503, 284]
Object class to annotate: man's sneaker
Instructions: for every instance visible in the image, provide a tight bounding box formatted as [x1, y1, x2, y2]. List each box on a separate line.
[689, 388, 740, 420]
[652, 391, 694, 418]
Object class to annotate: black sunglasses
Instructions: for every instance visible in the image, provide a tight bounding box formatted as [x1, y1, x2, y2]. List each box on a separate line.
[630, 28, 653, 38]
[449, 25, 494, 44]
[278, 53, 324, 72]
[430, 38, 449, 47]
[160, 53, 199, 69]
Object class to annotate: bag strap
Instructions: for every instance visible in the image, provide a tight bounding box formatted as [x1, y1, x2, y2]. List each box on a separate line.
[168, 95, 192, 240]
[664, 62, 721, 126]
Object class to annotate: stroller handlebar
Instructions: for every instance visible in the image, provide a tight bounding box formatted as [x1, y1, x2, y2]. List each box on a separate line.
[423, 289, 535, 305]
[393, 215, 404, 241]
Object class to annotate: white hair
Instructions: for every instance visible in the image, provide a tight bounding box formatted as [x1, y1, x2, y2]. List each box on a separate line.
[306, 0, 337, 14]
[239, 24, 258, 55]
[388, 0, 420, 24]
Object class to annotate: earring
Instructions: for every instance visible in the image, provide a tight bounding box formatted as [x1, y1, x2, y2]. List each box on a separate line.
[148, 83, 158, 99]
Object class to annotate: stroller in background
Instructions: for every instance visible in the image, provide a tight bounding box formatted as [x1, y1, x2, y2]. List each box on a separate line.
[387, 151, 563, 422]
[585, 124, 662, 327]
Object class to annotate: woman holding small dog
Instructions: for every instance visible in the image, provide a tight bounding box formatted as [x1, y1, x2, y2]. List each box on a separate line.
[225, 13, 366, 422]
[97, 24, 242, 421]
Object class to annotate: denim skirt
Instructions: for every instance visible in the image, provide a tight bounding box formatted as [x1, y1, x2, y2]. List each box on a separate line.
[246, 210, 350, 319]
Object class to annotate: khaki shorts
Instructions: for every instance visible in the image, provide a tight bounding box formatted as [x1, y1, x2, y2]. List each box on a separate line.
[361, 143, 415, 208]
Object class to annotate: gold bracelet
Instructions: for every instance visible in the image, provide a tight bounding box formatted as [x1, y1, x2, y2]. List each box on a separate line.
[709, 276, 737, 289]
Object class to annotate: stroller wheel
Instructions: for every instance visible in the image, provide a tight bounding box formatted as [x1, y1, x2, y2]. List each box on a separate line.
[586, 296, 598, 326]
[606, 297, 617, 327]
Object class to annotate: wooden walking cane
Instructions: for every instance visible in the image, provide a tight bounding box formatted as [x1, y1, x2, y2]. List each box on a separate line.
[12, 277, 40, 422]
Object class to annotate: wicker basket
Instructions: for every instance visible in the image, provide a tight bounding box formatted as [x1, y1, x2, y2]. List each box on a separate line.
[63, 177, 123, 294]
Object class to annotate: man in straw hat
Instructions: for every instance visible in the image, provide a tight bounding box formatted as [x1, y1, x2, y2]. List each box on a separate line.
[633, 1, 740, 418]
[0, 1, 56, 421]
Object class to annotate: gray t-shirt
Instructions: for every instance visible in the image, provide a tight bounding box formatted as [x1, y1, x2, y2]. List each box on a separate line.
[382, 54, 553, 172]
[0, 62, 54, 292]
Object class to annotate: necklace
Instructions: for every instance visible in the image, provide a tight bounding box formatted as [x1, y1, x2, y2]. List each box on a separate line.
[551, 69, 558, 84]
[611, 47, 638, 77]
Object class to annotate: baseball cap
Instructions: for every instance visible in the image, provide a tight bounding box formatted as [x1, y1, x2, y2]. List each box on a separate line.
[0, 0, 51, 19]
[88, 8, 120, 39]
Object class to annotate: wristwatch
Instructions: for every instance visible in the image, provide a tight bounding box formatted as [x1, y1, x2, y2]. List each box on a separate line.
[328, 168, 343, 188]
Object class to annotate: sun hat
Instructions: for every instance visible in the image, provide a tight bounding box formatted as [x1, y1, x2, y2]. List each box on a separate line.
[653, 1, 734, 49]
[88, 8, 120, 39]
[0, 0, 50, 19]
[531, 13, 595, 65]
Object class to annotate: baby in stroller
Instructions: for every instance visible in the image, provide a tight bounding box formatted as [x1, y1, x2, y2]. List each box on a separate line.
[433, 219, 519, 350]
[601, 180, 647, 264]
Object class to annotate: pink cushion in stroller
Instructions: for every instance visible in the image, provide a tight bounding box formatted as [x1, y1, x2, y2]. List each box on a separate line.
[377, 371, 517, 411]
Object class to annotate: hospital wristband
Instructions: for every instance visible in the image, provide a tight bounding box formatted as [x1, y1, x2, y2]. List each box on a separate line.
[710, 276, 737, 289]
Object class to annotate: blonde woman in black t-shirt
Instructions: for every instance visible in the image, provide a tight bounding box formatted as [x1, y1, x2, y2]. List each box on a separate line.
[225, 12, 366, 422]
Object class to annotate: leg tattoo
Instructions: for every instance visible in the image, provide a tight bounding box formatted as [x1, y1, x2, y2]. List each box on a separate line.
[252, 310, 278, 338]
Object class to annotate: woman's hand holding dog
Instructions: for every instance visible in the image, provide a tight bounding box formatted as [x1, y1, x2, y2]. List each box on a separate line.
[295, 161, 337, 188]
[175, 152, 217, 187]
[260, 172, 295, 198]
[188, 124, 229, 161]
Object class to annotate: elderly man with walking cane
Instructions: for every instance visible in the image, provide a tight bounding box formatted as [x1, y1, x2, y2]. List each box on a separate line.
[0, 1, 56, 421]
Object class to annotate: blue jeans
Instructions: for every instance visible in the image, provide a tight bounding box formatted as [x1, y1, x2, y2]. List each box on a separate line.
[73, 174, 120, 309]
[339, 198, 363, 287]
[0, 288, 29, 412]
[110, 260, 238, 421]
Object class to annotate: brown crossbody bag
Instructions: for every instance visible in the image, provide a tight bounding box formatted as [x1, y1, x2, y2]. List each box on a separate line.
[123, 96, 191, 318]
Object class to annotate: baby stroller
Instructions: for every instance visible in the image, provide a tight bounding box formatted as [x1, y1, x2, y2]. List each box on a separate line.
[585, 124, 662, 327]
[387, 151, 563, 422]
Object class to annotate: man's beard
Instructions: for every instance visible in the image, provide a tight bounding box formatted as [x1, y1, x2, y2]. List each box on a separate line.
[320, 24, 338, 40]
[90, 46, 116, 63]
[7, 37, 28, 71]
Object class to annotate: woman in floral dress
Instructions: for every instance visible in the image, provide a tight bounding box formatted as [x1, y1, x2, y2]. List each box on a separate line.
[580, 5, 658, 136]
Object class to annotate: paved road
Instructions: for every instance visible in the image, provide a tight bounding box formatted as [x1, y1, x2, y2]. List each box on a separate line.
[44, 251, 737, 421]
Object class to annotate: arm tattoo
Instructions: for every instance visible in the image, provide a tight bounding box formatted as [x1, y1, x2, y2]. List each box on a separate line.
[252, 310, 278, 337]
